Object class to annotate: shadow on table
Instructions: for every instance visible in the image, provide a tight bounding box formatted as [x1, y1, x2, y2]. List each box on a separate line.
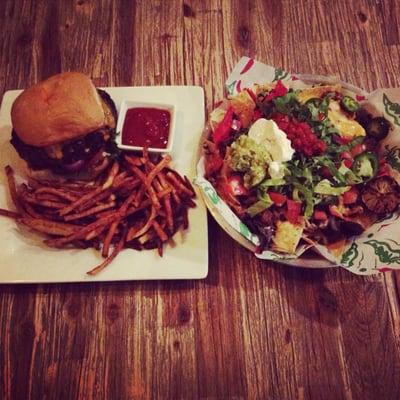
[262, 260, 376, 327]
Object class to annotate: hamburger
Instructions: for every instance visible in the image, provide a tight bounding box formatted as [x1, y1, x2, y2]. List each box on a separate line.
[10, 72, 118, 177]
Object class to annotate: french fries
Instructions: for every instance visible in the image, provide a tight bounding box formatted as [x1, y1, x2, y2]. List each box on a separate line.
[1, 151, 196, 275]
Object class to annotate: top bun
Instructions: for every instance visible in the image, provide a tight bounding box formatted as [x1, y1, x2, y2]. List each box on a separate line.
[11, 72, 107, 147]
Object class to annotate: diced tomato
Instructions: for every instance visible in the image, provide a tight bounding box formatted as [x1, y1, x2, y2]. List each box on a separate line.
[333, 135, 352, 145]
[265, 80, 288, 101]
[350, 143, 366, 157]
[204, 153, 223, 177]
[268, 191, 287, 207]
[320, 166, 332, 178]
[227, 175, 249, 196]
[285, 199, 302, 224]
[213, 107, 234, 145]
[273, 113, 326, 156]
[340, 151, 352, 160]
[253, 109, 262, 121]
[343, 159, 353, 168]
[342, 186, 359, 204]
[313, 210, 328, 221]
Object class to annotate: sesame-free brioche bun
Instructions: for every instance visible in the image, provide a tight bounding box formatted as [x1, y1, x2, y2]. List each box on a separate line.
[11, 72, 107, 147]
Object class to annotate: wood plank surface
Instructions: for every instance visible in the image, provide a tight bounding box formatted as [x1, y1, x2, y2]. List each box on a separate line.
[1, 0, 400, 399]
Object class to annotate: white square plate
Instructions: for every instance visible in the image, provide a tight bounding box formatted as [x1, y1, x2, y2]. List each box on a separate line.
[0, 86, 208, 283]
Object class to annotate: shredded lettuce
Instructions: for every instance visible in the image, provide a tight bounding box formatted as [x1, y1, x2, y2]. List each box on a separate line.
[314, 179, 350, 196]
[258, 178, 286, 189]
[292, 182, 314, 218]
[338, 163, 363, 184]
[246, 192, 273, 217]
[314, 156, 347, 185]
[273, 91, 298, 114]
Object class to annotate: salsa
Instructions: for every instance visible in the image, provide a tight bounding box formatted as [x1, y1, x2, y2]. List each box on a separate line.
[122, 107, 170, 149]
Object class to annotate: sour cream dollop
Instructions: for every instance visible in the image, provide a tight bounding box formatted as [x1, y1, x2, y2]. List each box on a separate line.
[247, 118, 294, 179]
[248, 118, 294, 162]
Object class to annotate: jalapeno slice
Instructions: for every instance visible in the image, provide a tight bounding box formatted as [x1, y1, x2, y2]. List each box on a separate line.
[351, 152, 378, 181]
[305, 98, 322, 107]
[366, 117, 391, 141]
[341, 96, 360, 113]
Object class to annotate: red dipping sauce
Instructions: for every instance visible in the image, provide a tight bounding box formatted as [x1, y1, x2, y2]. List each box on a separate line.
[121, 107, 171, 149]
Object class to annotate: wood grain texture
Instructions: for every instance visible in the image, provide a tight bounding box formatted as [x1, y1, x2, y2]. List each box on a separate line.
[1, 0, 400, 399]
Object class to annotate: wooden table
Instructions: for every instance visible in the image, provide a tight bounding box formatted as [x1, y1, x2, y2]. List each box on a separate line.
[1, 1, 400, 399]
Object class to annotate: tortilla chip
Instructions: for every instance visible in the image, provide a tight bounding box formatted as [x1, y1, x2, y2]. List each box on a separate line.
[272, 220, 304, 254]
[229, 91, 255, 128]
[253, 82, 274, 96]
[328, 100, 366, 139]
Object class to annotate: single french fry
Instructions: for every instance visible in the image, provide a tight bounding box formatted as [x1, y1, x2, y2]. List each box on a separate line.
[157, 240, 163, 257]
[87, 227, 127, 275]
[184, 198, 197, 208]
[152, 220, 168, 242]
[59, 187, 103, 216]
[126, 200, 152, 217]
[18, 217, 80, 236]
[85, 224, 108, 241]
[20, 201, 43, 219]
[165, 171, 194, 197]
[75, 188, 113, 212]
[102, 160, 120, 189]
[124, 154, 143, 167]
[182, 207, 189, 230]
[34, 187, 78, 202]
[127, 206, 156, 241]
[0, 208, 20, 219]
[145, 155, 172, 186]
[64, 202, 116, 221]
[183, 176, 196, 194]
[24, 196, 66, 209]
[163, 194, 173, 231]
[102, 220, 119, 257]
[111, 171, 128, 187]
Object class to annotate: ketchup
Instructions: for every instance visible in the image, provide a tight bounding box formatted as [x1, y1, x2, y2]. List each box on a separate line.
[122, 108, 170, 149]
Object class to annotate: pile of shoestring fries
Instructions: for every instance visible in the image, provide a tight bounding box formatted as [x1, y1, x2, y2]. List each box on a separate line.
[0, 150, 196, 275]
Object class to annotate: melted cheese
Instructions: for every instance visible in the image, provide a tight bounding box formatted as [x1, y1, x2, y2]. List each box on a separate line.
[272, 220, 304, 254]
[101, 99, 116, 128]
[328, 100, 365, 139]
[297, 84, 342, 103]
